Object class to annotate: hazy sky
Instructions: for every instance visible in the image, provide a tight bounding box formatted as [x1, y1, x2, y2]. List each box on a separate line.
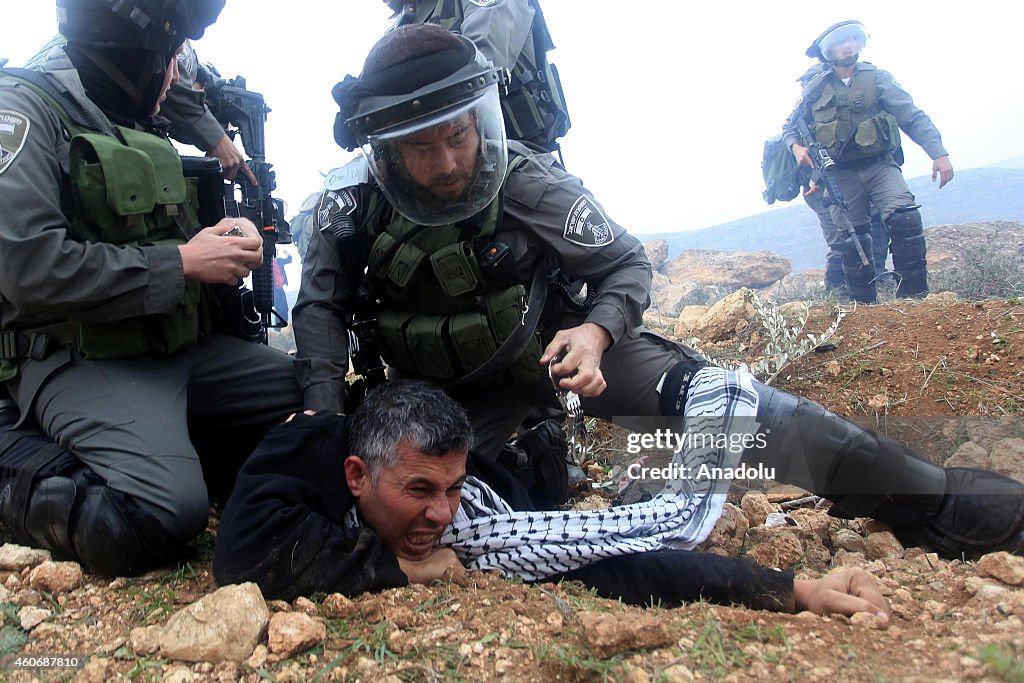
[3, 1, 1022, 235]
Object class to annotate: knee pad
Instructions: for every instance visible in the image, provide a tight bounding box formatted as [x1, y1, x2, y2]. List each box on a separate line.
[72, 485, 190, 576]
[887, 207, 928, 297]
[0, 426, 190, 575]
[659, 356, 710, 416]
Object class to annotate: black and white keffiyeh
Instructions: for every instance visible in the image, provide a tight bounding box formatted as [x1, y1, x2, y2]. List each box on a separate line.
[345, 366, 760, 581]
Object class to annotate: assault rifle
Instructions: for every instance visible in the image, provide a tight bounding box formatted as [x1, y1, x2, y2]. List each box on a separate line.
[205, 74, 292, 343]
[793, 117, 870, 267]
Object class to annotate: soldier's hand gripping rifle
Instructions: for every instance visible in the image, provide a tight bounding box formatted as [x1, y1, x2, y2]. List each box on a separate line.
[793, 117, 870, 267]
[205, 74, 293, 343]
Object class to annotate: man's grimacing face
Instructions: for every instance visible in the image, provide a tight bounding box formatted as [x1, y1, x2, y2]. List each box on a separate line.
[394, 112, 480, 200]
[345, 441, 467, 561]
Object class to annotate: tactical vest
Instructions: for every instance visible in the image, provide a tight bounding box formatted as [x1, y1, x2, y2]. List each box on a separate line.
[0, 72, 208, 364]
[362, 159, 544, 385]
[803, 64, 901, 163]
[402, 0, 571, 152]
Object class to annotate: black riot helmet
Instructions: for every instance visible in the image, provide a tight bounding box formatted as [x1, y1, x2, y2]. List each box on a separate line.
[331, 23, 508, 226]
[806, 20, 868, 66]
[57, 0, 224, 59]
[56, 0, 224, 121]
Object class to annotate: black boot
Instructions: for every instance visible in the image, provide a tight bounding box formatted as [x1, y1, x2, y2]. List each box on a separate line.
[745, 381, 1024, 558]
[840, 227, 877, 304]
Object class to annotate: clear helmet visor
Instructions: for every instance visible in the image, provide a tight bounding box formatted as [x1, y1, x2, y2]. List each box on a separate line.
[818, 23, 868, 62]
[361, 86, 507, 226]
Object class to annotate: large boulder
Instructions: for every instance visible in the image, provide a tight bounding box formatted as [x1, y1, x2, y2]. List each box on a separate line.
[761, 269, 827, 303]
[690, 288, 757, 342]
[662, 249, 791, 289]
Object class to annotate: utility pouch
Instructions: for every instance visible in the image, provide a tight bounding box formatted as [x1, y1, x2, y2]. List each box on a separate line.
[376, 309, 418, 372]
[386, 241, 428, 293]
[430, 241, 481, 297]
[69, 129, 187, 245]
[485, 286, 544, 384]
[70, 135, 156, 244]
[449, 310, 498, 375]
[404, 315, 454, 378]
[367, 231, 397, 282]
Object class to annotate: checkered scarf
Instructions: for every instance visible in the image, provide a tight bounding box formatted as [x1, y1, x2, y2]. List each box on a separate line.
[346, 366, 760, 581]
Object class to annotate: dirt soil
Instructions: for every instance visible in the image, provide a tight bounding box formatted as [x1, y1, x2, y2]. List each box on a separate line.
[2, 298, 1023, 682]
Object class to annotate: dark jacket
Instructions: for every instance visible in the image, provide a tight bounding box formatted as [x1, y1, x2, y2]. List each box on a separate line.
[214, 412, 795, 610]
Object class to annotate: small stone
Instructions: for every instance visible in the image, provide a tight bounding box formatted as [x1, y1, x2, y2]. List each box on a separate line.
[321, 593, 356, 619]
[162, 665, 193, 683]
[831, 528, 867, 554]
[129, 625, 163, 655]
[578, 611, 673, 658]
[864, 531, 904, 560]
[831, 549, 867, 567]
[246, 644, 268, 670]
[75, 657, 110, 683]
[27, 561, 85, 593]
[267, 611, 327, 658]
[18, 605, 52, 630]
[293, 596, 319, 616]
[850, 612, 888, 629]
[977, 551, 1024, 586]
[267, 599, 291, 612]
[745, 530, 803, 569]
[660, 663, 696, 682]
[965, 576, 1009, 598]
[0, 544, 51, 571]
[159, 582, 269, 663]
[740, 492, 777, 528]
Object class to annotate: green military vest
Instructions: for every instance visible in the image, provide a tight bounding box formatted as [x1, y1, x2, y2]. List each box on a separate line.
[803, 63, 901, 162]
[363, 158, 544, 384]
[1, 73, 208, 365]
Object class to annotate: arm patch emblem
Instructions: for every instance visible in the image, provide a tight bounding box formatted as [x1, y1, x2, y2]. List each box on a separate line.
[0, 110, 31, 176]
[563, 195, 614, 247]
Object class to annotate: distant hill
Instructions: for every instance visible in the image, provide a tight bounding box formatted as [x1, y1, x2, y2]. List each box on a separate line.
[641, 167, 1024, 272]
[989, 154, 1024, 170]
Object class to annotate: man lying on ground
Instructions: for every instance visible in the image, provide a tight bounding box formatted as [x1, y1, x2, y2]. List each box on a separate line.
[213, 379, 889, 619]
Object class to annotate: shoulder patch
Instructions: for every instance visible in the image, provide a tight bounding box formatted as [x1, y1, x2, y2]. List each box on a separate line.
[324, 155, 370, 191]
[563, 195, 614, 248]
[0, 110, 31, 176]
[467, 0, 498, 6]
[317, 189, 358, 238]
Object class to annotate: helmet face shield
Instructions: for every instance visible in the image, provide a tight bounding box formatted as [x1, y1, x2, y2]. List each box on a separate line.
[817, 22, 868, 63]
[362, 87, 507, 226]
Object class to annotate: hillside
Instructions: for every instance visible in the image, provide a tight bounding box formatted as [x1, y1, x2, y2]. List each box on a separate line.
[641, 167, 1024, 272]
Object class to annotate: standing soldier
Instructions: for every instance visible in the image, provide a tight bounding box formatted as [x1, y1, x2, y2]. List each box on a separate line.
[783, 20, 953, 300]
[383, 0, 570, 157]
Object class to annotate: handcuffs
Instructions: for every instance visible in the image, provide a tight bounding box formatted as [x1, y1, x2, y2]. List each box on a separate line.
[548, 353, 588, 467]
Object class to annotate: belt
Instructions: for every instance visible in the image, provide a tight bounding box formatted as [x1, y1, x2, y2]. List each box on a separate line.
[0, 324, 77, 362]
[833, 154, 888, 171]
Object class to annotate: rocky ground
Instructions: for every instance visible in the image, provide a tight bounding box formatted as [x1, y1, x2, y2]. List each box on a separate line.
[2, 298, 1023, 682]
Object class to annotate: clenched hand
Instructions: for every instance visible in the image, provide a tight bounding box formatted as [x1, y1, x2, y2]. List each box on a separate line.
[179, 217, 263, 285]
